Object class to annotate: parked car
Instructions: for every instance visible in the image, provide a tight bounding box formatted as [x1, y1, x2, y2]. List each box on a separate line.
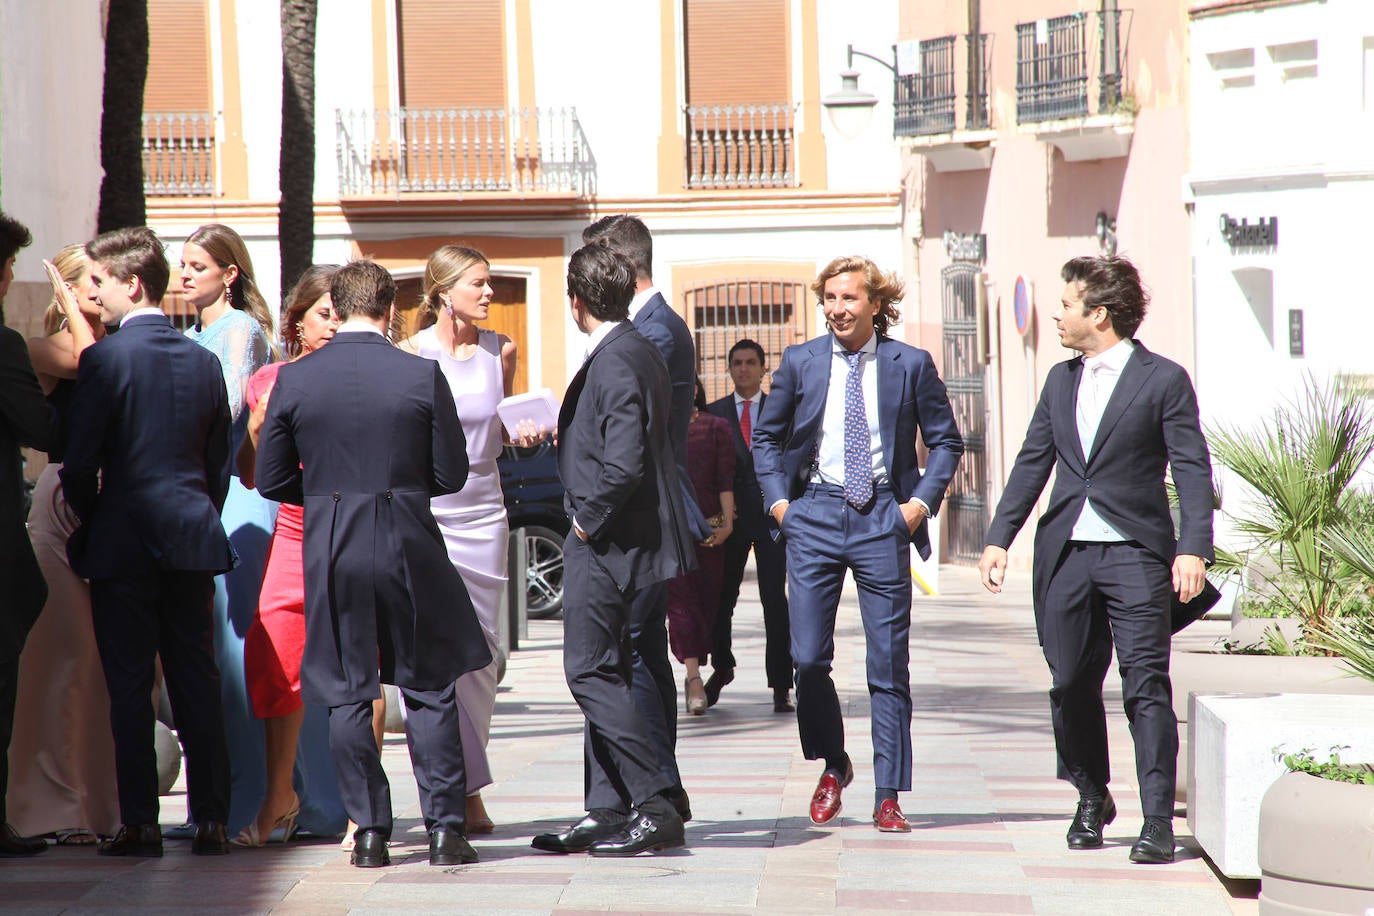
[498, 440, 566, 619]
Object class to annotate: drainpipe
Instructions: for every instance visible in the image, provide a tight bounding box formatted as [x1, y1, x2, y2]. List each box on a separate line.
[967, 0, 984, 129]
[1099, 0, 1123, 112]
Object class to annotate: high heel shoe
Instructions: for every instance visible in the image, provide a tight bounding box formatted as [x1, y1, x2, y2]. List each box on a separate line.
[233, 800, 300, 848]
[685, 676, 707, 715]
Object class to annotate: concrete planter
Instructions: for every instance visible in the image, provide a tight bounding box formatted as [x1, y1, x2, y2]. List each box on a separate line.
[1259, 771, 1374, 915]
[1170, 649, 1374, 803]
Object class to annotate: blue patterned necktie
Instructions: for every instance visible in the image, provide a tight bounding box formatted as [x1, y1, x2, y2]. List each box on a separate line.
[843, 351, 873, 508]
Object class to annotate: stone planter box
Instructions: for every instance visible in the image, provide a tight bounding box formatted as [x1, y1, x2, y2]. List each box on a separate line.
[1259, 771, 1374, 915]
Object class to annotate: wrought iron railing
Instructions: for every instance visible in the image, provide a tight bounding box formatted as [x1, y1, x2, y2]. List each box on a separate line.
[893, 33, 991, 137]
[1015, 9, 1132, 124]
[684, 104, 796, 189]
[143, 112, 215, 196]
[334, 107, 596, 196]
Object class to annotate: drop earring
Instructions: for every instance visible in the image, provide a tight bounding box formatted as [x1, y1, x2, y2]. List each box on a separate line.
[442, 296, 453, 318]
[224, 283, 233, 307]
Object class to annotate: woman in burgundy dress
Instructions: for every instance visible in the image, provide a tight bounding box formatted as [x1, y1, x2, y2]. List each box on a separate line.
[667, 378, 736, 715]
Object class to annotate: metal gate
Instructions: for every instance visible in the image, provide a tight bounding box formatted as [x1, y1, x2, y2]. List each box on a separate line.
[940, 263, 989, 563]
[685, 278, 809, 403]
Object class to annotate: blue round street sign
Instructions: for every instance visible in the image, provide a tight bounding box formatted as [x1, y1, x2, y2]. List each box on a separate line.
[1013, 276, 1031, 336]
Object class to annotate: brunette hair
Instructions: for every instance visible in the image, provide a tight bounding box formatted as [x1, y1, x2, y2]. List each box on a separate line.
[330, 259, 396, 322]
[185, 223, 275, 341]
[810, 255, 904, 336]
[1060, 255, 1150, 339]
[280, 264, 340, 357]
[567, 241, 635, 322]
[86, 226, 171, 303]
[582, 214, 652, 281]
[0, 211, 32, 264]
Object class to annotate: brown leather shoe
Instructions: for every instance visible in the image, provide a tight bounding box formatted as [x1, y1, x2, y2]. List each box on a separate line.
[872, 799, 911, 832]
[97, 824, 163, 858]
[0, 822, 47, 857]
[809, 761, 854, 826]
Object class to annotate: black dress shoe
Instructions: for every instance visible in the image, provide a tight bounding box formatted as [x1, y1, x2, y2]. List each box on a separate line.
[531, 810, 628, 854]
[663, 785, 692, 823]
[429, 827, 477, 866]
[191, 821, 229, 855]
[703, 667, 734, 707]
[1129, 816, 1176, 864]
[773, 688, 795, 713]
[97, 824, 163, 858]
[350, 828, 390, 868]
[587, 805, 685, 857]
[0, 822, 46, 857]
[1066, 791, 1116, 849]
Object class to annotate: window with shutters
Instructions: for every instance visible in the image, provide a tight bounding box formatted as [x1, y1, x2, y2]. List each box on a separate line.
[143, 0, 215, 196]
[682, 0, 795, 189]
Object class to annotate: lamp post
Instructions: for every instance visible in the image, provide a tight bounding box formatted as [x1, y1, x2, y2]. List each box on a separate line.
[821, 43, 896, 138]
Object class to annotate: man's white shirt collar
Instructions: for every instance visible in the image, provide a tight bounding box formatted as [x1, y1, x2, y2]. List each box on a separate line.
[583, 320, 622, 361]
[120, 306, 163, 327]
[336, 319, 386, 337]
[734, 391, 761, 406]
[832, 331, 879, 359]
[627, 286, 659, 321]
[1084, 337, 1134, 374]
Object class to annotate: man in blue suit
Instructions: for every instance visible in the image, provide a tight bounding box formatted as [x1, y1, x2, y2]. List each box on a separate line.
[580, 215, 703, 823]
[754, 256, 963, 833]
[62, 226, 236, 857]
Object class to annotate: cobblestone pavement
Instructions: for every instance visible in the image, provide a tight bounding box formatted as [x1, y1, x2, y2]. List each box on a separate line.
[3, 566, 1259, 914]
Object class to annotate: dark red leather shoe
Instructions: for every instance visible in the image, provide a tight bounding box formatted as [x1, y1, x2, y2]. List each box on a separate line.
[872, 799, 911, 833]
[809, 762, 854, 825]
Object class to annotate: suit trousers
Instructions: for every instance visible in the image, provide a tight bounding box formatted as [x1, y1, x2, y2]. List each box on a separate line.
[0, 550, 46, 824]
[1041, 541, 1177, 817]
[566, 536, 672, 812]
[329, 681, 467, 837]
[785, 484, 914, 791]
[712, 527, 791, 689]
[90, 571, 230, 826]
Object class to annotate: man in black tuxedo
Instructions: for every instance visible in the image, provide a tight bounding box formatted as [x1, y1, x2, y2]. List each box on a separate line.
[580, 215, 701, 822]
[979, 255, 1214, 864]
[256, 259, 491, 869]
[705, 339, 792, 712]
[531, 242, 694, 857]
[61, 226, 235, 857]
[0, 212, 54, 857]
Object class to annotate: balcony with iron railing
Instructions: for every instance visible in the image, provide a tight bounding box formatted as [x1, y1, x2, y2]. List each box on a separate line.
[334, 106, 596, 197]
[143, 112, 216, 197]
[684, 104, 796, 190]
[1014, 8, 1134, 160]
[893, 34, 995, 172]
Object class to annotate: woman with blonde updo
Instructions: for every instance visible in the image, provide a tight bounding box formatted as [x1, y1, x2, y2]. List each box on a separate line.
[400, 244, 535, 833]
[7, 246, 119, 843]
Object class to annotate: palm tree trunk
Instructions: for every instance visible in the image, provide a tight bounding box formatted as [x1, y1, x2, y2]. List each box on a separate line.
[97, 0, 149, 233]
[279, 0, 318, 297]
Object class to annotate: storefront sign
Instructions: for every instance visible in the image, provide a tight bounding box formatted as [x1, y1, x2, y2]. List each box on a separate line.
[944, 230, 986, 264]
[1219, 214, 1277, 249]
[1289, 309, 1304, 357]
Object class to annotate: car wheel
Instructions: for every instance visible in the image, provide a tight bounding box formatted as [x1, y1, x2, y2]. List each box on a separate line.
[519, 524, 565, 619]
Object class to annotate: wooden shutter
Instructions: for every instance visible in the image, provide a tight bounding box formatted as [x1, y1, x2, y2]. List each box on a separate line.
[145, 0, 213, 113]
[397, 0, 505, 110]
[684, 0, 788, 106]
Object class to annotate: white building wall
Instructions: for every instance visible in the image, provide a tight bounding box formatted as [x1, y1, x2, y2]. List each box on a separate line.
[815, 0, 902, 193]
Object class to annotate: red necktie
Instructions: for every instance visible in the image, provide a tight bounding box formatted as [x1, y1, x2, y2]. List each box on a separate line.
[740, 399, 752, 450]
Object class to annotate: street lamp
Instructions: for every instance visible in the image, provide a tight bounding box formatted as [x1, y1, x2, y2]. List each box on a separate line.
[822, 43, 895, 138]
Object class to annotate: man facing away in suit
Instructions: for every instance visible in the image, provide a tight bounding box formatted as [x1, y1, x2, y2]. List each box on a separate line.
[705, 339, 793, 712]
[0, 211, 55, 857]
[754, 256, 963, 833]
[579, 215, 700, 823]
[61, 226, 236, 858]
[256, 259, 491, 869]
[978, 255, 1214, 865]
[531, 242, 695, 858]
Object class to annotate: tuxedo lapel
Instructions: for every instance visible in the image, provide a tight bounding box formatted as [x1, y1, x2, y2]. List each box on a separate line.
[1087, 344, 1156, 466]
[1059, 358, 1088, 471]
[793, 341, 830, 447]
[875, 339, 904, 477]
[559, 323, 632, 429]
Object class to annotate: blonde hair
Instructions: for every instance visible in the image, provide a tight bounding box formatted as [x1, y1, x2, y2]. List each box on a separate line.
[186, 223, 275, 342]
[811, 255, 904, 336]
[420, 245, 489, 324]
[43, 244, 90, 336]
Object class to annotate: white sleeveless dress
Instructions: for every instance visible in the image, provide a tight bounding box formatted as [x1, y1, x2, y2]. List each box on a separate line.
[413, 326, 508, 792]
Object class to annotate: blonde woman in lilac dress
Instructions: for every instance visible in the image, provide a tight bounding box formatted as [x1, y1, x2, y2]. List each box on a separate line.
[398, 246, 516, 832]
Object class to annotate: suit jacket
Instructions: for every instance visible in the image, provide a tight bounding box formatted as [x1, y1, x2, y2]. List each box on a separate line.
[61, 313, 235, 579]
[706, 392, 768, 540]
[0, 325, 53, 649]
[984, 340, 1215, 623]
[256, 332, 492, 706]
[633, 291, 711, 540]
[558, 322, 695, 591]
[753, 332, 964, 561]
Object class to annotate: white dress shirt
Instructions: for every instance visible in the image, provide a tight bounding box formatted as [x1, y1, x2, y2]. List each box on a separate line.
[120, 306, 163, 327]
[813, 333, 881, 487]
[1069, 337, 1134, 542]
[581, 319, 622, 363]
[734, 391, 761, 424]
[336, 319, 386, 337]
[627, 286, 659, 322]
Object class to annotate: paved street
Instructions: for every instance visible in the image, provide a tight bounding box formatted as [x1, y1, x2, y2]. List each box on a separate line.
[3, 566, 1258, 914]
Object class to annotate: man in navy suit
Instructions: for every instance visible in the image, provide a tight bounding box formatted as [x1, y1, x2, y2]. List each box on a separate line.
[705, 339, 792, 712]
[0, 211, 55, 857]
[979, 255, 1214, 864]
[754, 256, 963, 833]
[256, 259, 491, 869]
[580, 215, 702, 822]
[62, 226, 236, 857]
[531, 242, 694, 857]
